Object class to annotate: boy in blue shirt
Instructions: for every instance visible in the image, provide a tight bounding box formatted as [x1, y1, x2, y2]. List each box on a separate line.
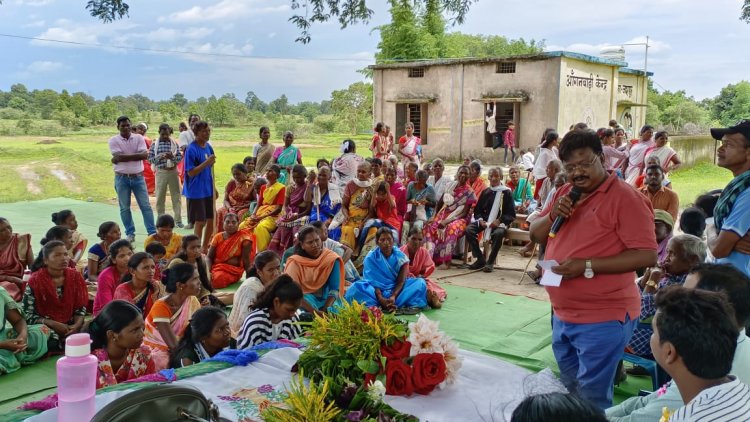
[183, 120, 217, 251]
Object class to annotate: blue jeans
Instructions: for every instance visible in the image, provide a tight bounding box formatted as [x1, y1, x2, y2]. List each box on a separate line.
[552, 314, 636, 409]
[114, 174, 156, 236]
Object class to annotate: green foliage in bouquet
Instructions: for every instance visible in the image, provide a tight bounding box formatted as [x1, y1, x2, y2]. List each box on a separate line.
[261, 371, 342, 422]
[298, 301, 408, 385]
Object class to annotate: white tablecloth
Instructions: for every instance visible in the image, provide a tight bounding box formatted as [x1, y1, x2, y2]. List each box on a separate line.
[27, 348, 561, 422]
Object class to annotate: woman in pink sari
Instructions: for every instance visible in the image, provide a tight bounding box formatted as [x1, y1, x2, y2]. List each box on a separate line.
[423, 166, 476, 269]
[644, 130, 681, 177]
[624, 125, 655, 186]
[400, 227, 445, 307]
[0, 218, 33, 302]
[398, 122, 421, 167]
[269, 165, 310, 254]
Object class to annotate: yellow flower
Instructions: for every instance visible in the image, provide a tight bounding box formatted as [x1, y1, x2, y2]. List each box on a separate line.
[659, 406, 674, 422]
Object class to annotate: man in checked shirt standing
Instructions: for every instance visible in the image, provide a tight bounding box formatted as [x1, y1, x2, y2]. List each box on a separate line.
[148, 123, 184, 227]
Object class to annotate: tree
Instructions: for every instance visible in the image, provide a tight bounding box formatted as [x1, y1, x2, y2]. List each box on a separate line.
[376, 0, 439, 62]
[159, 102, 183, 121]
[170, 93, 188, 109]
[69, 94, 90, 119]
[8, 97, 29, 111]
[743, 0, 750, 23]
[204, 97, 232, 126]
[34, 89, 60, 119]
[711, 81, 750, 126]
[269, 94, 290, 115]
[29, 0, 477, 43]
[245, 91, 268, 113]
[330, 82, 373, 134]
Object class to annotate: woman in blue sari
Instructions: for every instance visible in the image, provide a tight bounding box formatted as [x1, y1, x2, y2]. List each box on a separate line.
[345, 227, 427, 312]
[305, 166, 342, 241]
[272, 131, 302, 185]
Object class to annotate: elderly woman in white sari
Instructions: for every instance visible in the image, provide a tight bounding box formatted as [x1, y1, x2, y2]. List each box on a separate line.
[398, 122, 421, 168]
[305, 166, 343, 241]
[331, 139, 365, 190]
[624, 125, 655, 186]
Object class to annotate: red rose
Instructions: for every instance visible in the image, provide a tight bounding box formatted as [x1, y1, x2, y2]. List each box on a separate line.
[381, 339, 411, 360]
[385, 359, 413, 396]
[411, 353, 447, 395]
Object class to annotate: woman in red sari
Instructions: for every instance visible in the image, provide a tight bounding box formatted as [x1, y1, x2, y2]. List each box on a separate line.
[207, 213, 253, 289]
[423, 166, 477, 269]
[269, 164, 310, 254]
[22, 240, 87, 351]
[113, 252, 165, 317]
[216, 164, 256, 232]
[0, 218, 33, 302]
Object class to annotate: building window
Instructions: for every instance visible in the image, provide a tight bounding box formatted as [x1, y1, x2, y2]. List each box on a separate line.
[408, 67, 425, 78]
[496, 62, 516, 74]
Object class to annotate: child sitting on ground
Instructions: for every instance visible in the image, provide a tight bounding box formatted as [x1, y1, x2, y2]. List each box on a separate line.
[236, 275, 303, 349]
[144, 242, 166, 283]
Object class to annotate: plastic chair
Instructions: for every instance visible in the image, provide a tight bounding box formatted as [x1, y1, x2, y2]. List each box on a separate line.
[623, 322, 670, 391]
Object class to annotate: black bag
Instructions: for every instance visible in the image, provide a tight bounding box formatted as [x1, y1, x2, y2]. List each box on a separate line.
[91, 384, 231, 422]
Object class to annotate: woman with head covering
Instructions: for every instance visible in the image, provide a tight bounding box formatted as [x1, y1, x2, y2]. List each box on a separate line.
[331, 139, 365, 189]
[253, 126, 275, 176]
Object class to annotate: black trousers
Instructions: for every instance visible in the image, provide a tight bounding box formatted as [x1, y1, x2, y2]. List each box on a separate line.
[465, 222, 506, 264]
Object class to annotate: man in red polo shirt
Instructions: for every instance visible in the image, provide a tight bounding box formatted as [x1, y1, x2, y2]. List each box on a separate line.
[530, 129, 657, 409]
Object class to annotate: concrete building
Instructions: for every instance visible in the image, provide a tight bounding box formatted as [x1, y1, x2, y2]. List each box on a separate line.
[371, 51, 651, 163]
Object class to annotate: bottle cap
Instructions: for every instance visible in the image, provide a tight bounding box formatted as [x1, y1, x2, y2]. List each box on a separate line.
[65, 333, 92, 357]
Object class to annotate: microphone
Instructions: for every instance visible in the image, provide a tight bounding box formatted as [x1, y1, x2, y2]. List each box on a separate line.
[548, 187, 582, 238]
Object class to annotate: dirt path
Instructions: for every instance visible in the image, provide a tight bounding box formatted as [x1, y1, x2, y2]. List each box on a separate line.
[49, 163, 82, 193]
[15, 165, 42, 194]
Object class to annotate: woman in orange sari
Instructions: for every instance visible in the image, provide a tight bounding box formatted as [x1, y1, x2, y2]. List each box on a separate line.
[239, 164, 285, 252]
[0, 218, 33, 302]
[216, 164, 255, 232]
[143, 262, 201, 370]
[284, 226, 345, 313]
[207, 213, 253, 289]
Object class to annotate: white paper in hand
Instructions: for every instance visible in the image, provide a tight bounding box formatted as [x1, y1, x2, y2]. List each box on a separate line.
[538, 260, 562, 287]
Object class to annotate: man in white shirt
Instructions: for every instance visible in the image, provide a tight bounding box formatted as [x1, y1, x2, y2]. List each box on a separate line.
[520, 149, 535, 171]
[647, 284, 750, 421]
[606, 262, 750, 421]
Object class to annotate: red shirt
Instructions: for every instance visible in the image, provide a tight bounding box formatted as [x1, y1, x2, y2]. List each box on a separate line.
[541, 172, 656, 324]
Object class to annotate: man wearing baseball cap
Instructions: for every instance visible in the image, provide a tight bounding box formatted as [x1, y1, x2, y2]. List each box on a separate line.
[708, 119, 750, 277]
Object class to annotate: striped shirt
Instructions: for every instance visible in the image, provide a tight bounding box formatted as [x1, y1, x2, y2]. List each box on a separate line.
[148, 138, 183, 170]
[237, 309, 302, 349]
[669, 377, 750, 422]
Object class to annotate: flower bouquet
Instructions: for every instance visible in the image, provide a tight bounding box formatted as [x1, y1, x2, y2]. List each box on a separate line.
[262, 302, 461, 421]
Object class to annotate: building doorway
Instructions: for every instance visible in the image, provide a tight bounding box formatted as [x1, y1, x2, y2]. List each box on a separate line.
[396, 103, 428, 144]
[484, 102, 514, 147]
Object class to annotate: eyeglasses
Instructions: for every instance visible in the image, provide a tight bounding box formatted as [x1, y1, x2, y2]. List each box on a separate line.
[563, 155, 600, 173]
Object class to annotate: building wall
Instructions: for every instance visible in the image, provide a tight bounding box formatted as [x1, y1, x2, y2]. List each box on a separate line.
[616, 72, 648, 136]
[372, 56, 649, 164]
[557, 57, 619, 132]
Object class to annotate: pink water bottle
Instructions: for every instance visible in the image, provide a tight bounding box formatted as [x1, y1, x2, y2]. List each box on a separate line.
[57, 333, 98, 422]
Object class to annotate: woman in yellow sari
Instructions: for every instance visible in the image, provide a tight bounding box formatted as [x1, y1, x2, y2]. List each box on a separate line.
[143, 214, 182, 262]
[239, 164, 285, 252]
[144, 262, 201, 370]
[216, 164, 255, 232]
[207, 213, 253, 289]
[340, 162, 372, 249]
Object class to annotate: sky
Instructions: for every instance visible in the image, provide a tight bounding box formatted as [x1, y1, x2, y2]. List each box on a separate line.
[1, 0, 748, 103]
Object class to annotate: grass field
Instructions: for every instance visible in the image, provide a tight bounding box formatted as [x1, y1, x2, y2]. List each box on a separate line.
[0, 127, 371, 203]
[0, 126, 734, 205]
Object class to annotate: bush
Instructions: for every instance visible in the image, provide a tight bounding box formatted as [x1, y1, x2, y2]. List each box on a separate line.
[275, 115, 301, 135]
[0, 107, 24, 120]
[313, 115, 338, 133]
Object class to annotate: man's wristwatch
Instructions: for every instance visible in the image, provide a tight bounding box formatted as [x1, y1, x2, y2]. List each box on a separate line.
[584, 259, 594, 279]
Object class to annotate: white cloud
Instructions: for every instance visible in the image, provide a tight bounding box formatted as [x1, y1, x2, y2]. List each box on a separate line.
[163, 0, 290, 23]
[268, 32, 277, 39]
[14, 60, 66, 79]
